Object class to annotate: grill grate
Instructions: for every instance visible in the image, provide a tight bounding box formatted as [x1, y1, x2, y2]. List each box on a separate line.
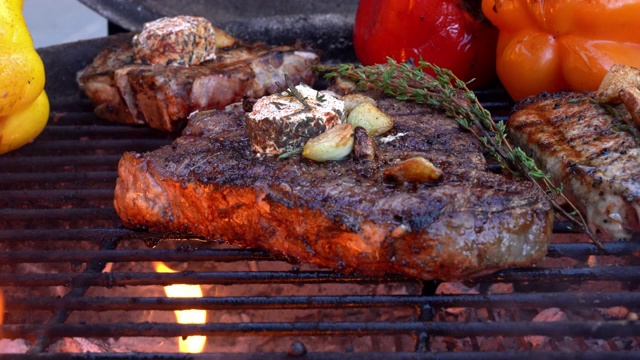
[1, 94, 640, 359]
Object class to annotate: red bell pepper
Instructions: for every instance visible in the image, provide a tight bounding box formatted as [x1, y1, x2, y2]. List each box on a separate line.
[353, 0, 499, 88]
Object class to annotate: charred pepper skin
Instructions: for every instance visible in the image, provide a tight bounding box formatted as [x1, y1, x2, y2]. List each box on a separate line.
[0, 0, 49, 154]
[482, 0, 640, 101]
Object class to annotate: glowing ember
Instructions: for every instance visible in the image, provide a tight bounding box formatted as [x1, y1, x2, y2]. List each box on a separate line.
[152, 262, 207, 353]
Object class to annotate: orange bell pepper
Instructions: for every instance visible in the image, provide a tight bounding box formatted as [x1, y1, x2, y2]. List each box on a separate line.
[482, 0, 640, 100]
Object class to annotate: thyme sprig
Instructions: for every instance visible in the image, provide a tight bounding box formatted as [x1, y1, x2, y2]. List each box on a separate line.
[278, 147, 303, 159]
[275, 74, 312, 111]
[315, 58, 603, 248]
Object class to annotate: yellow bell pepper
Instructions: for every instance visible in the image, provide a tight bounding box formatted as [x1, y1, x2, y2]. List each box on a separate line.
[0, 0, 49, 154]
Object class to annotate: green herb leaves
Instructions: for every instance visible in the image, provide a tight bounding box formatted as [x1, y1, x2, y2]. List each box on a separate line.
[315, 58, 602, 248]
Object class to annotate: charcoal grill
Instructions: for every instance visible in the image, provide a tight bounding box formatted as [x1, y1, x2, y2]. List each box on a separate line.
[1, 2, 640, 359]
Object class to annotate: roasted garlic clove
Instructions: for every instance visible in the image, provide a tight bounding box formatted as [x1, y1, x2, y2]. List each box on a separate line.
[212, 26, 238, 49]
[302, 123, 354, 162]
[353, 126, 376, 161]
[334, 76, 357, 94]
[342, 94, 377, 115]
[383, 157, 444, 185]
[346, 102, 394, 136]
[596, 64, 640, 104]
[619, 86, 640, 128]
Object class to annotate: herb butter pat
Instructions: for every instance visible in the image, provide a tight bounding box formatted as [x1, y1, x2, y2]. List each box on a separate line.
[245, 84, 346, 155]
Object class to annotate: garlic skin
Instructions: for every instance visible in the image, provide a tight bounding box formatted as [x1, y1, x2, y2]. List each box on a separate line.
[303, 123, 355, 162]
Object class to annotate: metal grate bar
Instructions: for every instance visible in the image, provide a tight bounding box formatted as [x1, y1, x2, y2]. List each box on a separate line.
[40, 124, 173, 139]
[2, 241, 636, 265]
[3, 320, 640, 339]
[471, 266, 640, 283]
[0, 208, 118, 221]
[0, 228, 131, 243]
[0, 270, 406, 287]
[28, 237, 121, 353]
[0, 248, 274, 264]
[472, 100, 512, 109]
[2, 266, 640, 288]
[0, 155, 122, 170]
[415, 281, 439, 352]
[0, 171, 117, 186]
[48, 98, 95, 111]
[0, 189, 114, 203]
[547, 242, 640, 258]
[6, 291, 639, 313]
[13, 139, 171, 155]
[1, 351, 639, 360]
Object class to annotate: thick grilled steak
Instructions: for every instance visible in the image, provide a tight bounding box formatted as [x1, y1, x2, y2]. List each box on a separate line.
[78, 41, 319, 132]
[508, 91, 640, 241]
[114, 98, 553, 281]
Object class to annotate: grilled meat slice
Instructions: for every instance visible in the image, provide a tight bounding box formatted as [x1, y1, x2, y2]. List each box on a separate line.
[78, 41, 319, 132]
[508, 91, 640, 240]
[79, 42, 139, 125]
[114, 98, 553, 281]
[132, 16, 217, 66]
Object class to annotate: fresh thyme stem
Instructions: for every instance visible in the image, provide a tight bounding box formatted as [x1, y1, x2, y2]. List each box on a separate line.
[275, 74, 312, 111]
[315, 59, 603, 249]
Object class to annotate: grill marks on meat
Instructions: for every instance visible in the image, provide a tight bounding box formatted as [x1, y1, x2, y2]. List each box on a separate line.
[114, 98, 553, 281]
[78, 41, 319, 132]
[508, 91, 640, 240]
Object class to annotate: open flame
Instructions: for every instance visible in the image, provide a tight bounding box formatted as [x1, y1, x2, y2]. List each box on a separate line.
[152, 262, 206, 353]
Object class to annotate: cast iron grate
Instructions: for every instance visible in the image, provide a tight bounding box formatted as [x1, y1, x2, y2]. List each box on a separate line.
[1, 94, 640, 359]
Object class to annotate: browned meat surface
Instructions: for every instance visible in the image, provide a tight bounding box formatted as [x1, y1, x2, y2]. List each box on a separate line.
[132, 16, 217, 66]
[78, 41, 319, 131]
[78, 42, 139, 125]
[114, 98, 553, 281]
[508, 91, 640, 240]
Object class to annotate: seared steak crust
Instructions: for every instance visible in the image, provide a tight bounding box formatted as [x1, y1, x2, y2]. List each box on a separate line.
[78, 41, 319, 132]
[114, 98, 553, 281]
[508, 91, 640, 240]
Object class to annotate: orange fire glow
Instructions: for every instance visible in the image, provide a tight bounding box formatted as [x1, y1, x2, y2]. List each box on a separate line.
[152, 262, 207, 353]
[0, 289, 4, 325]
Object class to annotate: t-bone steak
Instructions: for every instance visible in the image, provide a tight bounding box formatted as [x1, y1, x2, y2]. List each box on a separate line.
[114, 98, 553, 281]
[78, 40, 319, 132]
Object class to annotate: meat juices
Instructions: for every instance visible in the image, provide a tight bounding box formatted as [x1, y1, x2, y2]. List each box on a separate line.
[114, 98, 553, 281]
